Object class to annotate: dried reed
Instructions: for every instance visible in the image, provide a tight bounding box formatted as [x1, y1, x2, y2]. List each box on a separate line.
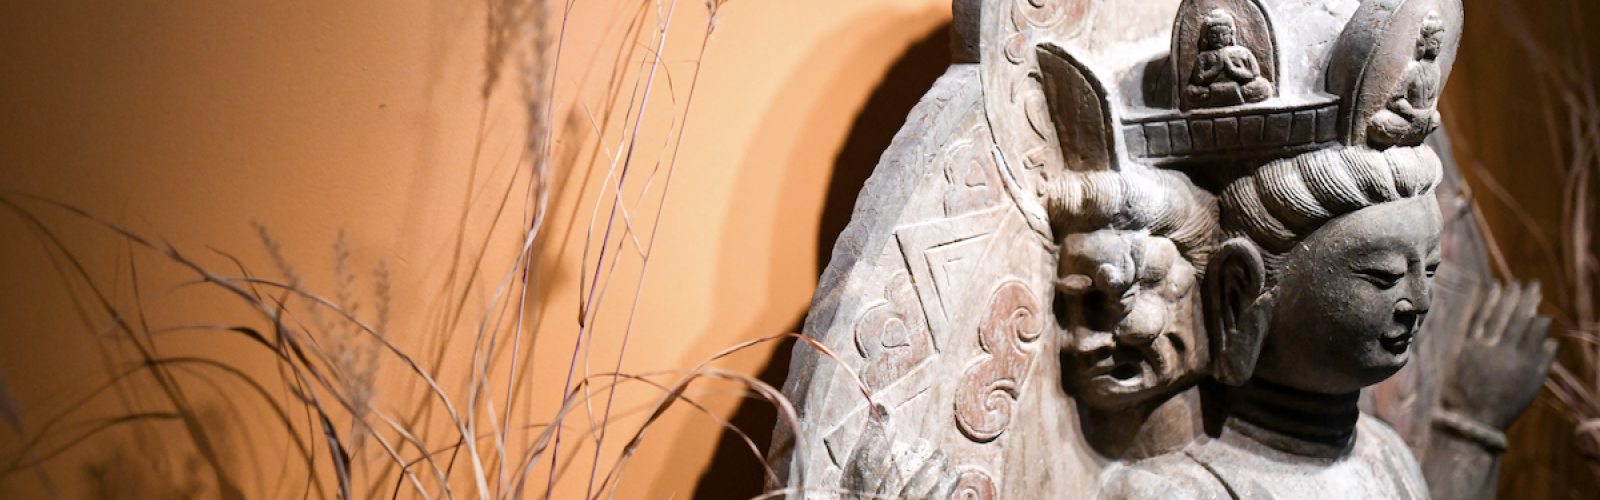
[0, 1, 847, 499]
[1475, 0, 1600, 484]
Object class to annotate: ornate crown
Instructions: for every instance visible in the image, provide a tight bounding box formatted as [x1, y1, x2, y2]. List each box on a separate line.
[970, 0, 1463, 180]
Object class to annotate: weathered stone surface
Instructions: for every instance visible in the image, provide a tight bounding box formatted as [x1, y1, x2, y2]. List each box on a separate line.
[771, 1, 1556, 498]
[769, 64, 1087, 498]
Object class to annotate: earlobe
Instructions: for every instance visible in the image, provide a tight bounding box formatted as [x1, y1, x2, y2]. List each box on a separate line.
[1203, 238, 1269, 386]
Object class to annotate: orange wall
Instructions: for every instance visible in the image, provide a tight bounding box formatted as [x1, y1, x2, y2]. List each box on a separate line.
[8, 1, 1591, 498]
[0, 0, 950, 498]
[529, 0, 952, 498]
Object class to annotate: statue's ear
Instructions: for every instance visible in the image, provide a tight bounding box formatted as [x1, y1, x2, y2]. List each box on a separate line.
[1204, 238, 1270, 386]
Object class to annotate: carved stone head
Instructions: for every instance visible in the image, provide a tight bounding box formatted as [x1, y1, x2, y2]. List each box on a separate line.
[1418, 11, 1446, 60]
[1055, 230, 1207, 410]
[1204, 146, 1444, 394]
[1202, 9, 1238, 51]
[1040, 167, 1219, 412]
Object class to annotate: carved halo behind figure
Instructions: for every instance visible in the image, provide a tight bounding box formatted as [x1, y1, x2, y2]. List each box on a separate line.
[1328, 0, 1464, 148]
[767, 1, 1552, 499]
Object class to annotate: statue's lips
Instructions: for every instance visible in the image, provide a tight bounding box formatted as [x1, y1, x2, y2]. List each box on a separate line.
[1380, 310, 1425, 355]
[1079, 352, 1149, 387]
[1379, 328, 1414, 355]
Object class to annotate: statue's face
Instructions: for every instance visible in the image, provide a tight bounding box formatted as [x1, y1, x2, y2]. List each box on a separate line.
[1419, 28, 1444, 59]
[1055, 231, 1206, 410]
[1206, 24, 1235, 49]
[1251, 196, 1442, 394]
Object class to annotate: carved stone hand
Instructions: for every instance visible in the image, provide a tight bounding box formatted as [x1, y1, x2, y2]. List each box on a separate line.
[842, 416, 959, 500]
[1439, 280, 1559, 431]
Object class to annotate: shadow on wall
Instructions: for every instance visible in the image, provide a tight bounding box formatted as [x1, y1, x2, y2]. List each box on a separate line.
[690, 23, 953, 500]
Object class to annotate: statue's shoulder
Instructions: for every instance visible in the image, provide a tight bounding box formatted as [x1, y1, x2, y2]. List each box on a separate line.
[1099, 453, 1231, 500]
[1355, 412, 1417, 462]
[1357, 412, 1406, 446]
[1354, 413, 1430, 498]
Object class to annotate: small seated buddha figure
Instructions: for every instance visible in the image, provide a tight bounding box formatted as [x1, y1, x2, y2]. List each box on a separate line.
[1184, 9, 1274, 109]
[1369, 12, 1446, 148]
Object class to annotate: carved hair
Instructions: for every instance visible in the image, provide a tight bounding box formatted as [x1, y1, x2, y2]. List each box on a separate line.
[1042, 168, 1220, 270]
[1204, 9, 1235, 30]
[1202, 9, 1237, 50]
[1220, 145, 1443, 284]
[1421, 11, 1445, 37]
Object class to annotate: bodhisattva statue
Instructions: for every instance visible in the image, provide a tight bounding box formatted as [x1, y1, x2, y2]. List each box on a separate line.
[769, 1, 1557, 499]
[1110, 146, 1446, 499]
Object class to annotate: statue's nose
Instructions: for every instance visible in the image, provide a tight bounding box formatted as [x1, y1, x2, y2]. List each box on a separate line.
[1394, 298, 1427, 333]
[1114, 304, 1165, 346]
[1071, 327, 1116, 354]
[1408, 270, 1433, 314]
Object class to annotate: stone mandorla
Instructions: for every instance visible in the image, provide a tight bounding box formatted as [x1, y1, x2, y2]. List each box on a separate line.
[769, 1, 1553, 499]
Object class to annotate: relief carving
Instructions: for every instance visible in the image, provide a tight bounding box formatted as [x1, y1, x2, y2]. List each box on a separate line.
[950, 467, 998, 500]
[1036, 44, 1115, 172]
[943, 132, 1007, 217]
[1367, 11, 1446, 148]
[954, 280, 1044, 442]
[1172, 0, 1278, 111]
[855, 271, 936, 393]
[776, 1, 1557, 498]
[1181, 9, 1273, 108]
[1331, 0, 1463, 148]
[1003, 0, 1090, 64]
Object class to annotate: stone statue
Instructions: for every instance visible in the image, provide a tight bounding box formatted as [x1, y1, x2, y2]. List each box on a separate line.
[1423, 279, 1559, 500]
[1183, 9, 1274, 108]
[1055, 229, 1209, 459]
[1041, 165, 1221, 463]
[770, 1, 1556, 499]
[1368, 12, 1447, 148]
[1118, 145, 1446, 499]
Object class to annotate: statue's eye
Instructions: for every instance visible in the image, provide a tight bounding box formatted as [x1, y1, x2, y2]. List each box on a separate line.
[1357, 269, 1404, 289]
[1425, 263, 1440, 279]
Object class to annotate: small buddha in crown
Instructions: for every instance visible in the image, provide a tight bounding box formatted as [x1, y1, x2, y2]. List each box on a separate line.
[1369, 11, 1447, 148]
[1184, 9, 1273, 109]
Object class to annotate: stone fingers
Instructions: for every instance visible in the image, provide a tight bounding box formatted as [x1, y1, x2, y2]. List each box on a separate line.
[846, 421, 892, 499]
[1506, 280, 1543, 348]
[1467, 281, 1502, 342]
[879, 439, 935, 499]
[1527, 316, 1557, 360]
[1540, 336, 1561, 374]
[1483, 281, 1525, 345]
[898, 448, 949, 500]
[926, 466, 960, 500]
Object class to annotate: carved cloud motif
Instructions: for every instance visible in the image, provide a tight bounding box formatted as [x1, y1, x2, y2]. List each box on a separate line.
[854, 272, 935, 393]
[954, 279, 1046, 442]
[942, 134, 1007, 217]
[952, 466, 999, 500]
